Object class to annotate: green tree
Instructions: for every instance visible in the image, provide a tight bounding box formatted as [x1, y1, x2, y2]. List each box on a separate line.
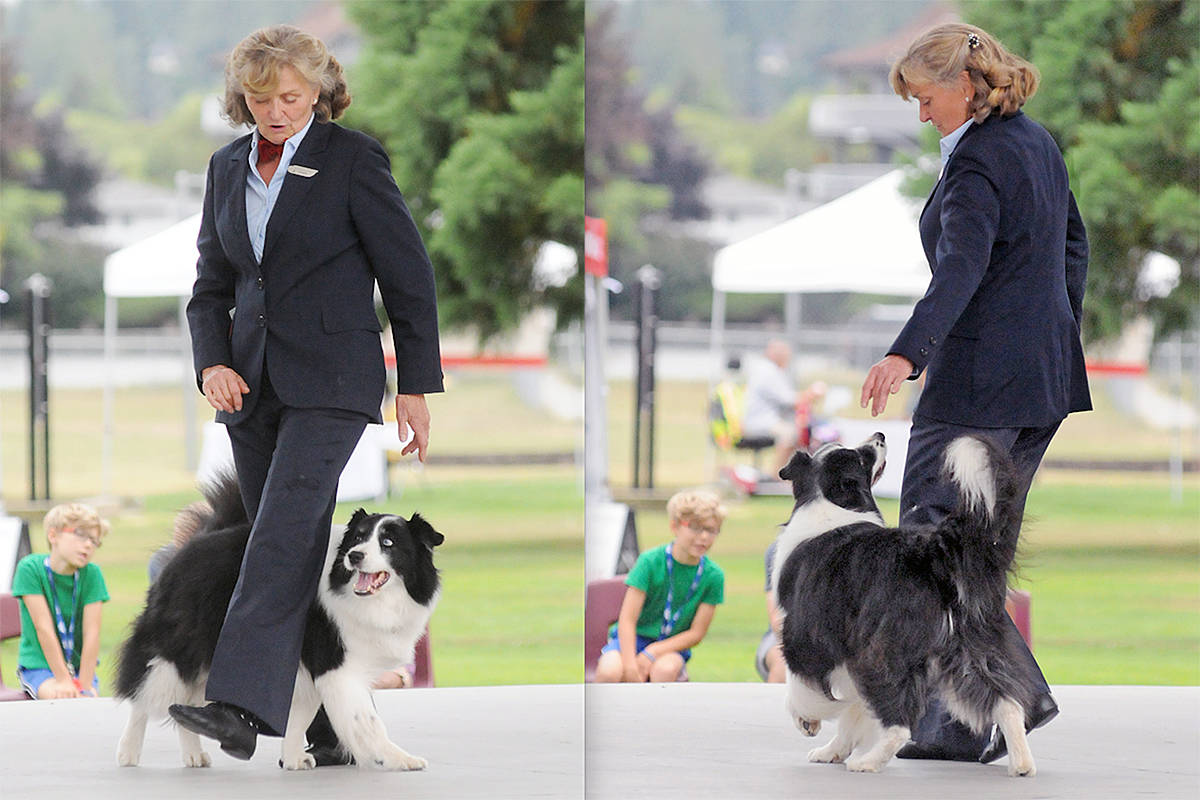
[971, 0, 1199, 342]
[1, 47, 104, 327]
[347, 0, 583, 338]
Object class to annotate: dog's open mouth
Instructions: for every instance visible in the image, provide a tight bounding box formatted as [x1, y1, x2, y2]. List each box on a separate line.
[353, 570, 390, 596]
[872, 458, 886, 486]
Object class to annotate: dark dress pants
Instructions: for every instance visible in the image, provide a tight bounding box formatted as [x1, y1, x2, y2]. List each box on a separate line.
[898, 414, 1060, 753]
[205, 373, 368, 736]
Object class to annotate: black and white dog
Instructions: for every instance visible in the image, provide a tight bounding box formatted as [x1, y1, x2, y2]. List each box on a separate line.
[772, 433, 1039, 776]
[115, 474, 443, 770]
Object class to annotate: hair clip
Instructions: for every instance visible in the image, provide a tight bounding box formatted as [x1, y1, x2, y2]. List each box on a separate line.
[967, 32, 981, 49]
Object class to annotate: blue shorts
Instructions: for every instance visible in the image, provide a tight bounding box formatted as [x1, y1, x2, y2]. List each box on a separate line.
[17, 667, 99, 699]
[600, 629, 691, 663]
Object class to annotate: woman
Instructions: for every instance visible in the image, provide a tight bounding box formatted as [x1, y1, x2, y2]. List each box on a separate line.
[169, 25, 442, 761]
[860, 23, 1090, 763]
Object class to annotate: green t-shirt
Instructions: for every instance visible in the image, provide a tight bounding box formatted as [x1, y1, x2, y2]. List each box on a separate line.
[12, 553, 110, 673]
[623, 544, 724, 640]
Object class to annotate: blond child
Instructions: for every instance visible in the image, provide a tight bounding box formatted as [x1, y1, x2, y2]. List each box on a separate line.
[595, 490, 726, 683]
[12, 503, 111, 699]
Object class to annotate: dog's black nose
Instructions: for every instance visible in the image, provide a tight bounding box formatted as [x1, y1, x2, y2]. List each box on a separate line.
[348, 550, 364, 567]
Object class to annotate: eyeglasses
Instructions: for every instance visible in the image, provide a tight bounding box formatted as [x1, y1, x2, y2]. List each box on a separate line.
[63, 527, 103, 548]
[684, 522, 720, 537]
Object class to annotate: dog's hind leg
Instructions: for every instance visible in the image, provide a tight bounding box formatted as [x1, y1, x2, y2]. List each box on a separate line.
[317, 670, 427, 771]
[281, 669, 321, 770]
[994, 697, 1036, 777]
[116, 705, 148, 766]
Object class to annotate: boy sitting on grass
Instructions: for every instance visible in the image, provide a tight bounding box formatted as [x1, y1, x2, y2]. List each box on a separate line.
[595, 489, 725, 682]
[12, 503, 111, 698]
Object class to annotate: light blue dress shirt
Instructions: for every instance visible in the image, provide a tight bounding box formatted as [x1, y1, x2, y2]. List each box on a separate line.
[939, 118, 974, 172]
[245, 113, 316, 264]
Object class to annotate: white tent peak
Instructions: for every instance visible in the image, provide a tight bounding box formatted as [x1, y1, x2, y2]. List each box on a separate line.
[103, 213, 201, 299]
[712, 169, 930, 297]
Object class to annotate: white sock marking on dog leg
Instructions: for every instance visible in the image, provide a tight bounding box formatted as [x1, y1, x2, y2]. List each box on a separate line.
[844, 725, 909, 773]
[995, 698, 1036, 777]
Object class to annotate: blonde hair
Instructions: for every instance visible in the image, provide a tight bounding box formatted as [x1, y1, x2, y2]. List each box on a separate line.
[223, 25, 350, 126]
[890, 23, 1039, 123]
[667, 489, 727, 530]
[44, 503, 109, 544]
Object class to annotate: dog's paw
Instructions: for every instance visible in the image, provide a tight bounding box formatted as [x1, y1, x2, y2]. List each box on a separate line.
[370, 747, 427, 771]
[1007, 756, 1036, 778]
[845, 755, 887, 773]
[182, 750, 212, 768]
[807, 742, 846, 764]
[116, 748, 140, 767]
[281, 752, 317, 771]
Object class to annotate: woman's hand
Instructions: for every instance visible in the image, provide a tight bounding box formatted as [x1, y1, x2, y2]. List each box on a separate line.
[396, 394, 431, 461]
[860, 354, 915, 417]
[201, 365, 250, 413]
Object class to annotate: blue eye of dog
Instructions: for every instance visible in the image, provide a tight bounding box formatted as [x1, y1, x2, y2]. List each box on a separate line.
[381, 536, 393, 547]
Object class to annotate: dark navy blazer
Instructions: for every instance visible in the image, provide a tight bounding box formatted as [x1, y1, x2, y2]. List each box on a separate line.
[187, 121, 443, 424]
[890, 111, 1091, 428]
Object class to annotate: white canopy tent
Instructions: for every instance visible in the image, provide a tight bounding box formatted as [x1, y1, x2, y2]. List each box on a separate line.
[101, 213, 202, 496]
[709, 169, 932, 367]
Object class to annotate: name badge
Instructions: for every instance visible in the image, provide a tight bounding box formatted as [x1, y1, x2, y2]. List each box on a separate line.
[287, 165, 318, 178]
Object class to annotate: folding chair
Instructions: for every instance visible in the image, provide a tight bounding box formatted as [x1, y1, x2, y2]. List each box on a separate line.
[1, 593, 31, 701]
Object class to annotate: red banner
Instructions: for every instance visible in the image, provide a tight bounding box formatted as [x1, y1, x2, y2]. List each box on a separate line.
[584, 216, 608, 277]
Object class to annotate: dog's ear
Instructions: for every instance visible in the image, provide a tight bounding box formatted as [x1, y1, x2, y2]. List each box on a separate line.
[407, 513, 444, 548]
[347, 508, 369, 530]
[778, 450, 811, 481]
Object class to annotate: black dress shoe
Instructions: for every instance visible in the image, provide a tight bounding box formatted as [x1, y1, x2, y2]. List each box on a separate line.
[169, 701, 261, 761]
[979, 693, 1060, 764]
[307, 743, 356, 767]
[896, 741, 983, 762]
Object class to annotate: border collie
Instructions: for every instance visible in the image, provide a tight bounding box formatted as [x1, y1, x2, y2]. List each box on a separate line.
[773, 433, 1039, 777]
[114, 474, 443, 770]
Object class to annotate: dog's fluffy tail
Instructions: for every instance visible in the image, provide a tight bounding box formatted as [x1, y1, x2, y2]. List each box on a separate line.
[939, 435, 1023, 577]
[199, 470, 248, 531]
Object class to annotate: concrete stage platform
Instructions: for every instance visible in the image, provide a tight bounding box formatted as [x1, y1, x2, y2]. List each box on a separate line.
[584, 683, 1199, 799]
[1, 683, 1196, 799]
[0, 684, 583, 799]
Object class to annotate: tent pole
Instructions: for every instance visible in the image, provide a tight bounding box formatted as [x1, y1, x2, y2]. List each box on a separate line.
[102, 294, 116, 499]
[785, 292, 802, 349]
[708, 289, 726, 482]
[181, 297, 197, 472]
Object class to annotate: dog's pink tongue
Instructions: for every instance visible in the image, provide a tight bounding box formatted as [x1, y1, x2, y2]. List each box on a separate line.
[354, 571, 376, 593]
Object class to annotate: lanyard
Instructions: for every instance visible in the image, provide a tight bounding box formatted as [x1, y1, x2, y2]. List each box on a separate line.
[42, 558, 80, 673]
[661, 544, 705, 638]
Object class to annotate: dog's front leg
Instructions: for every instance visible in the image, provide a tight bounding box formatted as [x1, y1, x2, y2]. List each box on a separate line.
[280, 669, 321, 770]
[317, 670, 426, 770]
[809, 702, 874, 764]
[116, 705, 149, 767]
[844, 724, 909, 773]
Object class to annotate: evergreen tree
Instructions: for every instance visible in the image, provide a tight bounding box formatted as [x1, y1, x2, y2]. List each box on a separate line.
[972, 0, 1199, 341]
[348, 0, 584, 337]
